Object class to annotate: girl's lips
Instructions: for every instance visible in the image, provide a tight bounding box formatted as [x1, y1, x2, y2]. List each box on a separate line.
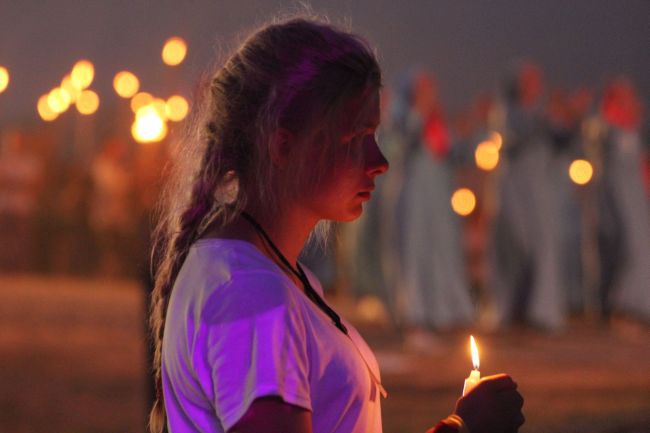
[357, 191, 371, 199]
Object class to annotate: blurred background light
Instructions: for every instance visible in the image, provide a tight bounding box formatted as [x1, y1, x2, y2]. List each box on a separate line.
[47, 87, 71, 113]
[166, 95, 189, 121]
[474, 140, 500, 171]
[151, 98, 168, 120]
[76, 89, 99, 115]
[0, 66, 9, 93]
[451, 188, 477, 216]
[130, 91, 153, 113]
[61, 75, 81, 102]
[37, 94, 58, 121]
[113, 71, 140, 98]
[569, 159, 594, 185]
[489, 131, 503, 150]
[70, 60, 95, 89]
[132, 105, 167, 143]
[161, 36, 187, 66]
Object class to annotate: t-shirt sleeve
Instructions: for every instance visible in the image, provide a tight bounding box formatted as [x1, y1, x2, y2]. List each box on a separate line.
[201, 270, 311, 431]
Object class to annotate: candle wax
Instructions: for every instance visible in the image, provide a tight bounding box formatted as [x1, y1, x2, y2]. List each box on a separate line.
[462, 369, 480, 396]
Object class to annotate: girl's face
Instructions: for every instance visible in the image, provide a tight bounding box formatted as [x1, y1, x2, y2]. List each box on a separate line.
[298, 88, 389, 223]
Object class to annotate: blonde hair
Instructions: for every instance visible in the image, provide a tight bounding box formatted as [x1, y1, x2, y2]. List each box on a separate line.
[148, 16, 381, 432]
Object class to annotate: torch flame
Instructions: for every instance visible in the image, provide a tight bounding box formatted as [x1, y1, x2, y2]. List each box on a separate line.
[470, 335, 480, 370]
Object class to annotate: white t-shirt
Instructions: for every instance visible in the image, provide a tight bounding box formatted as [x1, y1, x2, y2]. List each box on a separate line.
[162, 238, 384, 433]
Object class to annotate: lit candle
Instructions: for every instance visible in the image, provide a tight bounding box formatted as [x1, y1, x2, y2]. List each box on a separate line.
[462, 335, 481, 396]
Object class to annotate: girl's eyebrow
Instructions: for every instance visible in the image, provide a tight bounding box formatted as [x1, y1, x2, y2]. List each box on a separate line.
[348, 125, 377, 137]
[341, 118, 380, 140]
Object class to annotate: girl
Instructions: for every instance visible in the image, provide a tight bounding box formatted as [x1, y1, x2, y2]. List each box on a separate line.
[149, 16, 524, 433]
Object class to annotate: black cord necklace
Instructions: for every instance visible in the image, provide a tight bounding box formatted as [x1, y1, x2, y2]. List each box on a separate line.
[240, 211, 388, 398]
[241, 211, 348, 335]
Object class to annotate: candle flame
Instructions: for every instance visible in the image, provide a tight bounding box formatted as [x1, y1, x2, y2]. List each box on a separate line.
[470, 335, 480, 370]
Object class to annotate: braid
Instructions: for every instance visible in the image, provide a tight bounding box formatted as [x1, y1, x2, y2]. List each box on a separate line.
[148, 133, 226, 433]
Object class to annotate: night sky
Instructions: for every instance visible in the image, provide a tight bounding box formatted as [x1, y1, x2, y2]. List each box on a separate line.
[1, 0, 648, 125]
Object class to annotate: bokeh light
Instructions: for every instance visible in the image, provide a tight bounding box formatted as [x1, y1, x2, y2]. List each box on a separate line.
[47, 87, 71, 113]
[166, 95, 189, 121]
[37, 94, 58, 121]
[162, 37, 187, 66]
[113, 71, 140, 98]
[131, 92, 153, 113]
[61, 75, 81, 102]
[151, 98, 168, 119]
[76, 90, 99, 115]
[569, 159, 594, 185]
[490, 131, 503, 150]
[451, 188, 477, 216]
[356, 295, 387, 323]
[474, 140, 500, 171]
[132, 105, 168, 143]
[70, 60, 95, 89]
[0, 66, 9, 94]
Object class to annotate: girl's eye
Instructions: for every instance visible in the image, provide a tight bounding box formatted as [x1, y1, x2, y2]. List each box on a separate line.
[344, 129, 376, 145]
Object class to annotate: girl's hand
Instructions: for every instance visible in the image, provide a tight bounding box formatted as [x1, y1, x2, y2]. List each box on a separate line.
[454, 374, 525, 433]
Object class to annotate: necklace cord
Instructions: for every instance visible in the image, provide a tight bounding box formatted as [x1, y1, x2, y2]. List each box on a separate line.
[240, 211, 348, 335]
[240, 211, 387, 397]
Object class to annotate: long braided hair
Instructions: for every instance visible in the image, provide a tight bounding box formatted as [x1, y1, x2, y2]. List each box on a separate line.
[148, 16, 381, 432]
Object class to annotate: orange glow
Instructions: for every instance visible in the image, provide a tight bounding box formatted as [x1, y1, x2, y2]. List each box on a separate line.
[490, 131, 503, 150]
[166, 95, 189, 121]
[71, 60, 95, 89]
[76, 90, 99, 115]
[61, 75, 81, 102]
[356, 295, 387, 323]
[113, 71, 140, 98]
[132, 105, 168, 143]
[470, 335, 480, 370]
[47, 88, 71, 113]
[151, 98, 168, 119]
[569, 159, 593, 185]
[451, 188, 476, 217]
[475, 140, 500, 171]
[37, 94, 58, 121]
[0, 66, 9, 93]
[162, 37, 187, 66]
[131, 92, 153, 113]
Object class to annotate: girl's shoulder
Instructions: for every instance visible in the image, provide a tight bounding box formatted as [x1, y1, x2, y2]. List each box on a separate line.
[190, 237, 276, 274]
[183, 238, 304, 321]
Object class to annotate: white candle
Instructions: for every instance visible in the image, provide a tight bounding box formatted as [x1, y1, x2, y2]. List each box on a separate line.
[462, 335, 481, 396]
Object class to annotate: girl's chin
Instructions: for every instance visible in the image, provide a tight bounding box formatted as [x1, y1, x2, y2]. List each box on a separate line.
[332, 205, 364, 223]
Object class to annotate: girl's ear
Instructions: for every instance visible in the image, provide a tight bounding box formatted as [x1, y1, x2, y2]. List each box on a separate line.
[269, 128, 294, 168]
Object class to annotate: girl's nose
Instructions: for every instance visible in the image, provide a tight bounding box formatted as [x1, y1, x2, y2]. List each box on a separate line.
[365, 137, 389, 177]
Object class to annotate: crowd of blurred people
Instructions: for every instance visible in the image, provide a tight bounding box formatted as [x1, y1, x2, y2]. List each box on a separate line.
[0, 120, 168, 279]
[0, 62, 648, 337]
[335, 63, 650, 343]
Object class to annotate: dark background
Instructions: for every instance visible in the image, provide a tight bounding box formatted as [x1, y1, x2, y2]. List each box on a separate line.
[1, 0, 648, 124]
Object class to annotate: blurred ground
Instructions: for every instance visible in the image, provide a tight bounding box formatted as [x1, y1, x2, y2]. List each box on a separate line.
[0, 274, 648, 433]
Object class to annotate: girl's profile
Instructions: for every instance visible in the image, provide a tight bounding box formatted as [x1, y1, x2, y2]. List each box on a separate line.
[148, 16, 524, 433]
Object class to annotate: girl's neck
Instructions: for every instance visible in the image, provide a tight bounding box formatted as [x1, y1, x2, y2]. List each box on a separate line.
[205, 208, 316, 269]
